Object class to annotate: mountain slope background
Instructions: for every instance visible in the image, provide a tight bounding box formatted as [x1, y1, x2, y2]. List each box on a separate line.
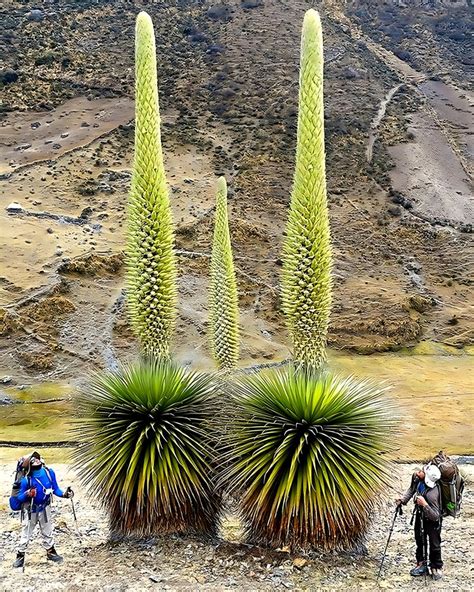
[0, 0, 472, 381]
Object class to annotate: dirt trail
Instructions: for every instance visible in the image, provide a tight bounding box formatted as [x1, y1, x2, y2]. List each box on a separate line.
[366, 83, 404, 163]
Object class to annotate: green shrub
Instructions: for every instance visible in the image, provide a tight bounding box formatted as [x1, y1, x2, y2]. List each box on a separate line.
[76, 359, 220, 536]
[220, 368, 397, 549]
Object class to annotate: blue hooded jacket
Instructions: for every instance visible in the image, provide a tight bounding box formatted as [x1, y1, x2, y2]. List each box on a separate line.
[18, 466, 64, 510]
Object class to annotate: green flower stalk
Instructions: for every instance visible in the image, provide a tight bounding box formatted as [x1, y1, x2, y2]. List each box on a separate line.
[281, 9, 332, 371]
[209, 177, 239, 370]
[127, 11, 177, 359]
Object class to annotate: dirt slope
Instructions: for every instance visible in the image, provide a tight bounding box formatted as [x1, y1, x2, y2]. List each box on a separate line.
[0, 0, 472, 383]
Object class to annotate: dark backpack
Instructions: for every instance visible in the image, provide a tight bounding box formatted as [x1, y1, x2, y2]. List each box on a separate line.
[9, 456, 31, 512]
[430, 451, 464, 518]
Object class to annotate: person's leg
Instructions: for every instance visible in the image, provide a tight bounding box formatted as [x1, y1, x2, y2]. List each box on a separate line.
[411, 511, 428, 576]
[17, 510, 38, 554]
[39, 506, 63, 562]
[414, 512, 425, 565]
[38, 506, 54, 550]
[426, 521, 443, 575]
[14, 510, 38, 567]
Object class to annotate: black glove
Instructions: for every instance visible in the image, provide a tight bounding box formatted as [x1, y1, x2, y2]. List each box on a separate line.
[63, 486, 74, 499]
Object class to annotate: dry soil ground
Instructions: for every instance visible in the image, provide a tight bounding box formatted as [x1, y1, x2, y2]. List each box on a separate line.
[0, 0, 473, 385]
[0, 457, 473, 591]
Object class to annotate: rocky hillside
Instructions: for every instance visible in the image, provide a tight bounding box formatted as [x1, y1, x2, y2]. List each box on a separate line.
[0, 0, 472, 382]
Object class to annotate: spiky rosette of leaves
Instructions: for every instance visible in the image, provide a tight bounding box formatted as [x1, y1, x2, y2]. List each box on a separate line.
[75, 359, 220, 536]
[281, 9, 332, 371]
[220, 369, 397, 550]
[209, 177, 240, 370]
[127, 11, 177, 359]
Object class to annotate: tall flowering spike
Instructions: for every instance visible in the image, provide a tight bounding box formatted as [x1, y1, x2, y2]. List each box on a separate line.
[281, 9, 332, 371]
[127, 12, 177, 359]
[209, 177, 240, 370]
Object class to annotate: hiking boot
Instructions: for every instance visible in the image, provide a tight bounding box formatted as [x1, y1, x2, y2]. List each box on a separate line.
[12, 552, 24, 568]
[410, 563, 428, 577]
[46, 546, 63, 563]
[432, 568, 443, 581]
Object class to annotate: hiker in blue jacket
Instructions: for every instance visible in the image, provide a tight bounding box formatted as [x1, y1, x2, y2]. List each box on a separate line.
[13, 451, 74, 569]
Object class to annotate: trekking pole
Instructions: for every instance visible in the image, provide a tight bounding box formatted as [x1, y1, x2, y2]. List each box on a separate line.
[420, 511, 428, 585]
[70, 497, 77, 523]
[67, 489, 82, 539]
[22, 497, 33, 573]
[377, 504, 403, 580]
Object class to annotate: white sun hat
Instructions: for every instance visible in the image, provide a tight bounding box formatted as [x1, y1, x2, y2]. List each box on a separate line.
[424, 464, 441, 488]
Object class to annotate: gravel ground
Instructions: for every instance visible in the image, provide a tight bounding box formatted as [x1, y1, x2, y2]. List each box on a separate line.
[0, 462, 472, 591]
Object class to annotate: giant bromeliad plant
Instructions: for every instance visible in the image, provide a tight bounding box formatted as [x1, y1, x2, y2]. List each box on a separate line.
[222, 371, 396, 549]
[209, 177, 240, 370]
[220, 9, 397, 551]
[76, 360, 220, 536]
[76, 12, 220, 537]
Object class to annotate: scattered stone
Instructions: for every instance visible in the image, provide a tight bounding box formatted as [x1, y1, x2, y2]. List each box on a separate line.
[0, 391, 14, 405]
[6, 202, 23, 213]
[242, 0, 264, 8]
[341, 66, 367, 80]
[31, 121, 41, 129]
[80, 207, 93, 219]
[0, 376, 12, 384]
[52, 143, 62, 149]
[292, 558, 308, 569]
[388, 205, 401, 217]
[60, 132, 69, 138]
[207, 4, 232, 21]
[14, 143, 31, 151]
[80, 122, 90, 127]
[27, 9, 45, 22]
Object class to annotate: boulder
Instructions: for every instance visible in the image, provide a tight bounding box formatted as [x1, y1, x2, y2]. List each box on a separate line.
[0, 69, 19, 85]
[27, 9, 45, 22]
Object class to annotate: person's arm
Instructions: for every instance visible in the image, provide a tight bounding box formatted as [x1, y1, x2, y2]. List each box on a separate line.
[17, 477, 35, 503]
[399, 473, 417, 505]
[418, 487, 441, 522]
[49, 469, 64, 498]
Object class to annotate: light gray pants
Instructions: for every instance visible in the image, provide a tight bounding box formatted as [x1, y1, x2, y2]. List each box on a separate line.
[18, 505, 54, 553]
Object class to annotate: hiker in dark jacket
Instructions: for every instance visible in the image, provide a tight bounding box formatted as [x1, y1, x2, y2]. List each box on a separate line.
[396, 464, 443, 581]
[13, 451, 74, 569]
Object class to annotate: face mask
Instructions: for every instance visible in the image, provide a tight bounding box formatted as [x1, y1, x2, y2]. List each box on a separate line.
[31, 464, 42, 471]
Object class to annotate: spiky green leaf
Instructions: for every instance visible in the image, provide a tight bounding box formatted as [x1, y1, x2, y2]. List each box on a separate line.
[75, 359, 220, 536]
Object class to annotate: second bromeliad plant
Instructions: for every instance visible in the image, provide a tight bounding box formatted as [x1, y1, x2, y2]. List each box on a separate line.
[77, 10, 397, 550]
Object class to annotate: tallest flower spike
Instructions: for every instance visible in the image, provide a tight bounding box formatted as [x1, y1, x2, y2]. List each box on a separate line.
[127, 12, 177, 359]
[281, 9, 332, 371]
